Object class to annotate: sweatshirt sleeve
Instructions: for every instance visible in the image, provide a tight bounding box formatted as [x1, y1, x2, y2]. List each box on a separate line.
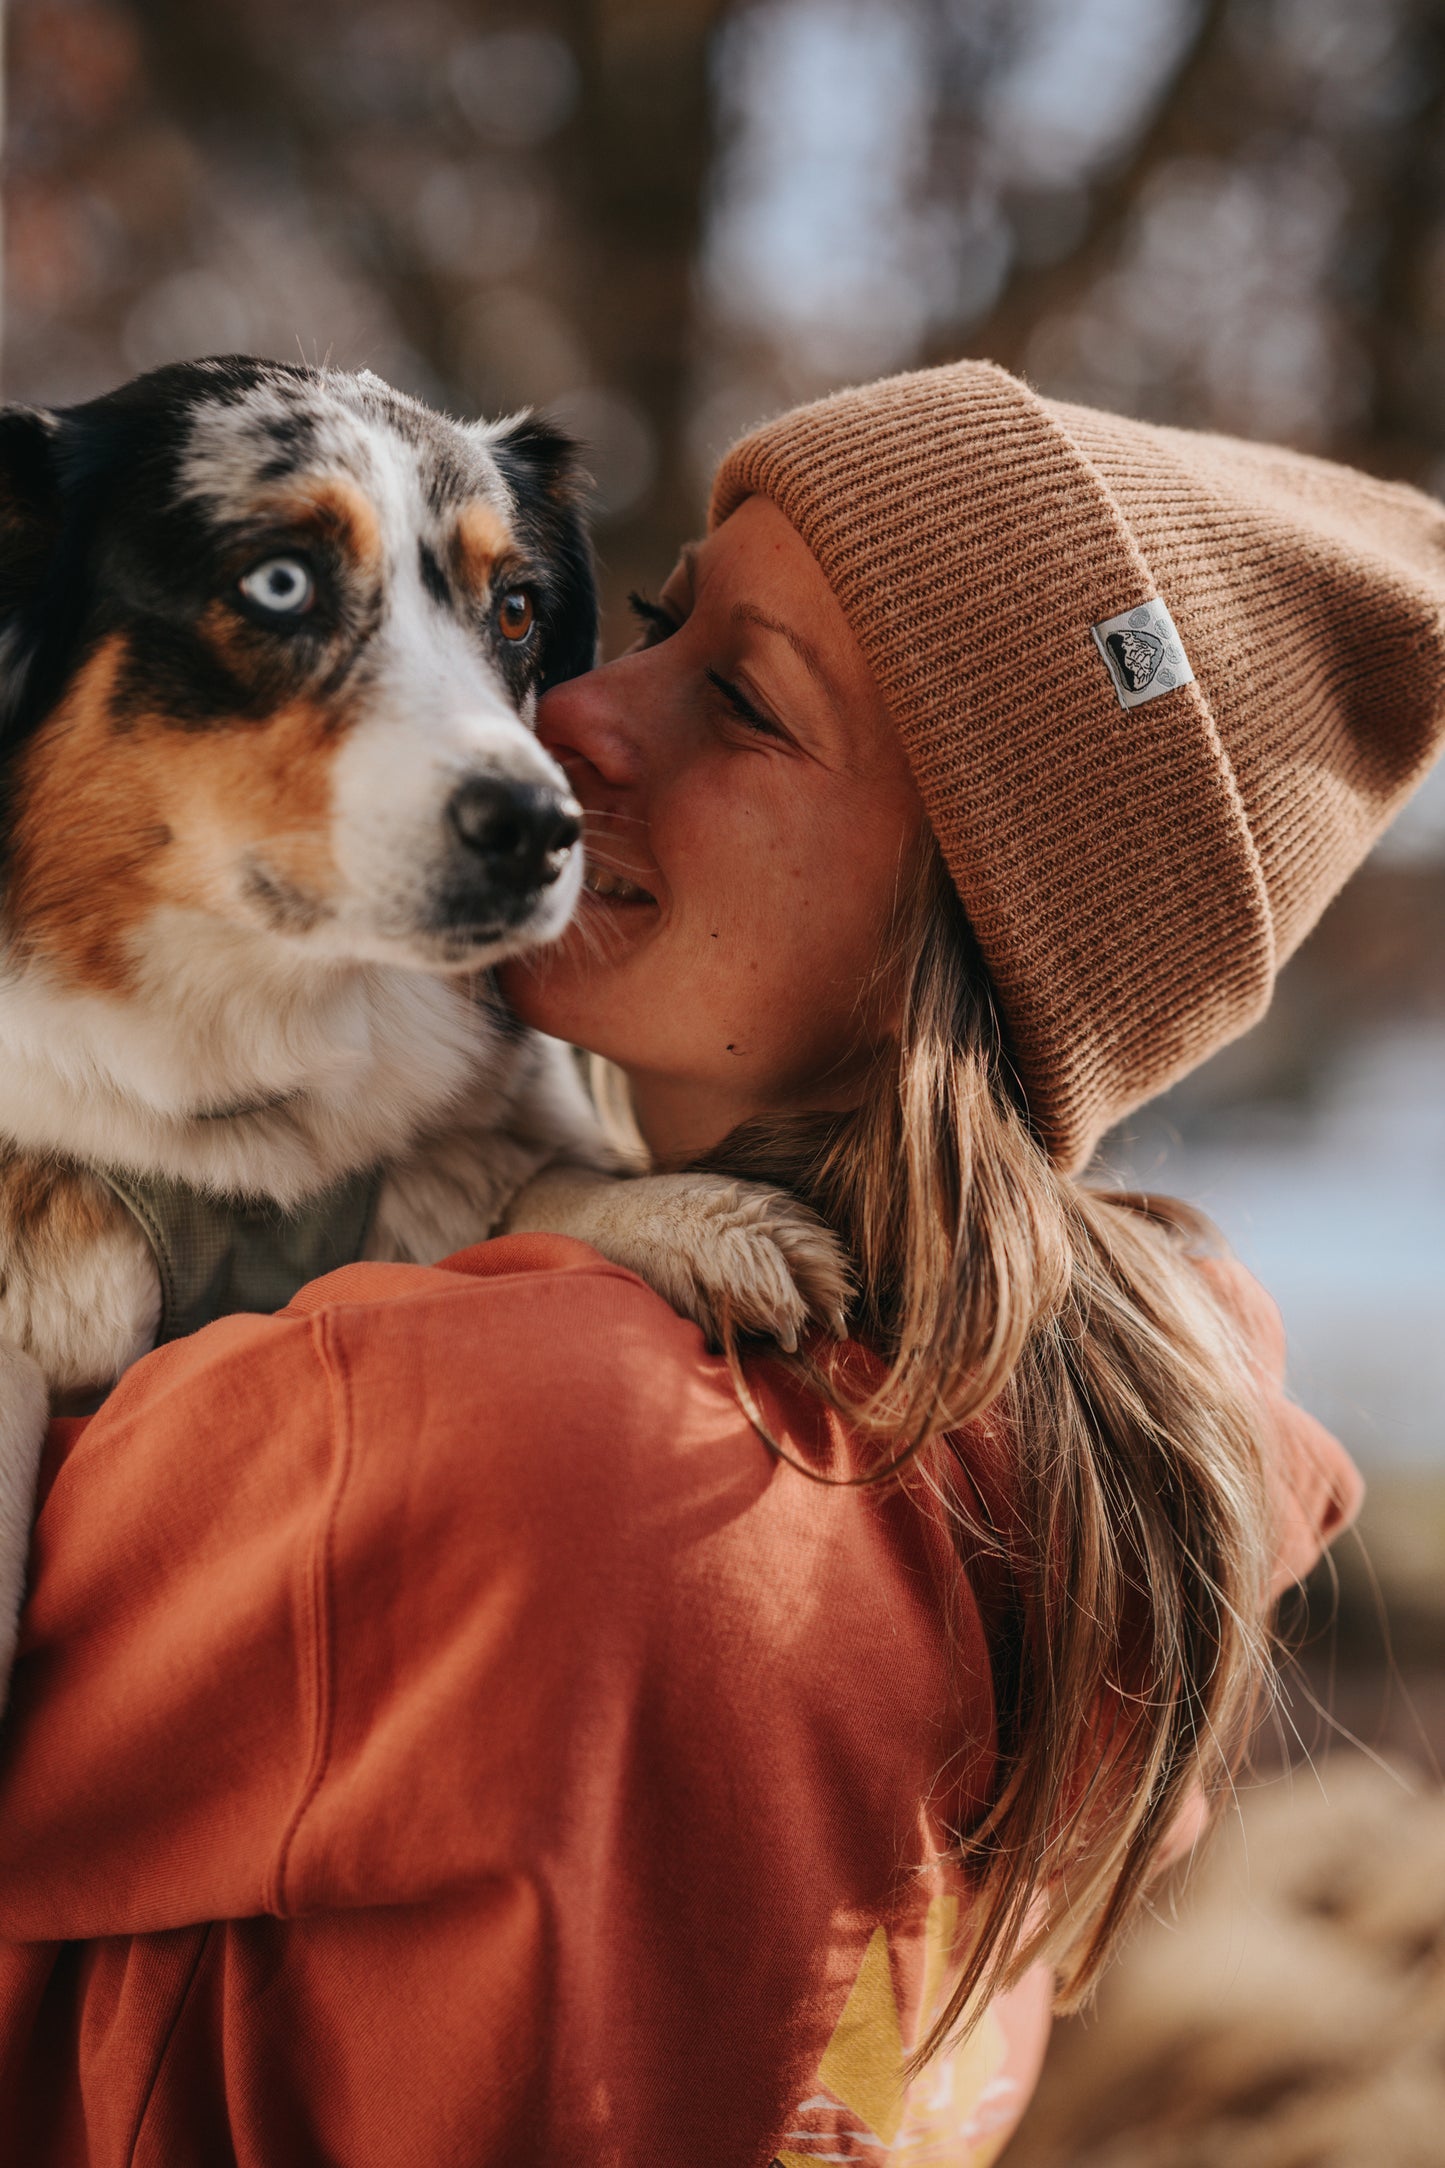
[1192, 1252, 1365, 1597]
[0, 1300, 336, 1939]
[0, 1235, 729, 1944]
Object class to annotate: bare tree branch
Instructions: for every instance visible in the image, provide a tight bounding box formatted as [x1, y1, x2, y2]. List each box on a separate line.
[930, 0, 1235, 375]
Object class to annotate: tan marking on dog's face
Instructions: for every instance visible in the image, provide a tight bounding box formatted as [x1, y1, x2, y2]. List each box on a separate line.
[6, 632, 345, 993]
[452, 498, 514, 603]
[258, 474, 385, 580]
[196, 475, 385, 678]
[196, 597, 264, 678]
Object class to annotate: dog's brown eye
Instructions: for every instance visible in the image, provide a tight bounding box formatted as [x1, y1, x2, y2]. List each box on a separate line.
[498, 589, 535, 643]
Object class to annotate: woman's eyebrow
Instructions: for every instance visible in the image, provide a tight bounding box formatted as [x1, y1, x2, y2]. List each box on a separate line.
[729, 600, 844, 707]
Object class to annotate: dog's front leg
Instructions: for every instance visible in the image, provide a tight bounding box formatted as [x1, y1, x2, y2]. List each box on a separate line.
[0, 1338, 51, 1713]
[503, 1165, 851, 1350]
[367, 1028, 619, 1267]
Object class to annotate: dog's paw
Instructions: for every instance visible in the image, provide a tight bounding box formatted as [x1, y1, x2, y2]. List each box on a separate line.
[506, 1168, 851, 1349]
[621, 1174, 852, 1350]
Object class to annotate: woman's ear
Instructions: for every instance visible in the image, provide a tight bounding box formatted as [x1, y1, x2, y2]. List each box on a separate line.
[485, 412, 599, 695]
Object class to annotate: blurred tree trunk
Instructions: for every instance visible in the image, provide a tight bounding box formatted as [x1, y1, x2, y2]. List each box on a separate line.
[126, 0, 722, 619]
[928, 0, 1233, 377]
[1355, 0, 1445, 480]
[924, 0, 1445, 493]
[550, 0, 728, 605]
[125, 0, 453, 385]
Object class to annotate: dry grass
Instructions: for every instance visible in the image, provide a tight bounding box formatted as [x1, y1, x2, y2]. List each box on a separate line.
[1006, 1755, 1445, 2167]
[1005, 1479, 1445, 2168]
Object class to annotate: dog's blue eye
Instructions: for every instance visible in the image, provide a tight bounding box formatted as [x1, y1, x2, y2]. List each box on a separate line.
[238, 556, 315, 617]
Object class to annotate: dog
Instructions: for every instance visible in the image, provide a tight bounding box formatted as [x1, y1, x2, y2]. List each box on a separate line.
[0, 355, 847, 1699]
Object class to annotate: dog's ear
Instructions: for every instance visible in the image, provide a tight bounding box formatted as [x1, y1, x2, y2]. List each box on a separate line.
[0, 406, 69, 732]
[0, 407, 63, 624]
[487, 413, 599, 694]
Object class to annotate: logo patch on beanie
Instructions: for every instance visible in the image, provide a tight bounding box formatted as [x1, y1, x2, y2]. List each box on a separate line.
[1091, 599, 1195, 709]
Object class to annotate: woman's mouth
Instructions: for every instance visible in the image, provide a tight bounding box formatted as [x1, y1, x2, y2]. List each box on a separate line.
[582, 863, 657, 906]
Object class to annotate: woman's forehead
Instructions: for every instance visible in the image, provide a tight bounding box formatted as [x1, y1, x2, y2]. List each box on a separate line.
[677, 502, 903, 775]
[672, 503, 869, 681]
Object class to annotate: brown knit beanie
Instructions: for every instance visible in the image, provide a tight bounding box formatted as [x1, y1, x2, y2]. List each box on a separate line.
[709, 362, 1445, 1172]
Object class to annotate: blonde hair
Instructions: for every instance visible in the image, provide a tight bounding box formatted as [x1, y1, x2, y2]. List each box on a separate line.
[693, 845, 1276, 2057]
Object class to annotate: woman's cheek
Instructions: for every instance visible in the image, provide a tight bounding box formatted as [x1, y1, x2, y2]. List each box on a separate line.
[736, 931, 864, 1092]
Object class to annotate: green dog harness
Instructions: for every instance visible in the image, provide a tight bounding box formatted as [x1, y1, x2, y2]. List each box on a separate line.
[97, 1163, 383, 1344]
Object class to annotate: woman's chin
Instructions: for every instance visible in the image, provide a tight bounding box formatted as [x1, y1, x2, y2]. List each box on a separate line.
[494, 948, 572, 1035]
[496, 910, 649, 1042]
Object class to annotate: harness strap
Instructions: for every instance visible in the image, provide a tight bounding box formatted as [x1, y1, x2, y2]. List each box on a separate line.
[97, 1162, 383, 1343]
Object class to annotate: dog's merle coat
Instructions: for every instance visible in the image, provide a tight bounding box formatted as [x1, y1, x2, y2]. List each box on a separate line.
[0, 359, 845, 1701]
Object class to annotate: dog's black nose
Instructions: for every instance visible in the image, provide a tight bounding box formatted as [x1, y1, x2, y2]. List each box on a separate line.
[446, 779, 581, 891]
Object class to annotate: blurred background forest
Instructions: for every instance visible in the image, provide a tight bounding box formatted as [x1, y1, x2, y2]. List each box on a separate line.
[5, 1, 1445, 2157]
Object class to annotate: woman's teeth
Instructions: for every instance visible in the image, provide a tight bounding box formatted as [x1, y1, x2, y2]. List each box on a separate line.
[583, 864, 655, 904]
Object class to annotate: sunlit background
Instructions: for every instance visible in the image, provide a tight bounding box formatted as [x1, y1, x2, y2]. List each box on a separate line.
[7, 5, 1444, 2154]
[5, 0, 1442, 1500]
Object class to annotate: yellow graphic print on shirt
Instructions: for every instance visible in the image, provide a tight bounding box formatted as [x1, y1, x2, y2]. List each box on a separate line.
[775, 1895, 1021, 2166]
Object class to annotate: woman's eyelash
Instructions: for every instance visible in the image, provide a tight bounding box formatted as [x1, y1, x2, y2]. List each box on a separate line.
[626, 590, 678, 643]
[628, 590, 782, 739]
[704, 666, 783, 738]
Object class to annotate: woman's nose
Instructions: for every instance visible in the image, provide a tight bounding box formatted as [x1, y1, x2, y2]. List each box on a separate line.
[536, 660, 645, 795]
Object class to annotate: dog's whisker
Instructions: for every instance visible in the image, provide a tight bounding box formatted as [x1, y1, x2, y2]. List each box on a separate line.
[510, 887, 633, 971]
[555, 895, 632, 967]
[580, 819, 649, 845]
[576, 833, 659, 906]
[581, 846, 648, 879]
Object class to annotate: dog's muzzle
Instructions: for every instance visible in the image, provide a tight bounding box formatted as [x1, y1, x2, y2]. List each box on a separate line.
[439, 775, 582, 933]
[447, 777, 581, 890]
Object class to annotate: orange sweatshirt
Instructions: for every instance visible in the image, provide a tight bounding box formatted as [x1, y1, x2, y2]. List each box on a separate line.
[0, 1235, 1359, 2168]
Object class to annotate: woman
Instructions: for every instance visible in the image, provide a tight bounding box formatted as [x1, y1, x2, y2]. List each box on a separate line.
[1, 360, 1439, 2166]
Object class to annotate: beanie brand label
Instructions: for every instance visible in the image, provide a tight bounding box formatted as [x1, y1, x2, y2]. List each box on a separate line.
[1090, 599, 1195, 709]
